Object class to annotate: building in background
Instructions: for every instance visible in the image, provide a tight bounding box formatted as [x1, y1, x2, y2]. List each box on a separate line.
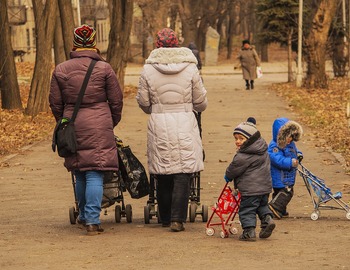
[8, 0, 113, 62]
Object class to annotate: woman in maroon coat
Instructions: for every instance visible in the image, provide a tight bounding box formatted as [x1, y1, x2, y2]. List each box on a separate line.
[49, 24, 123, 235]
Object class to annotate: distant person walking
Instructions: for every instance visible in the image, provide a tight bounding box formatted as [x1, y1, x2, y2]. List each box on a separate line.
[188, 42, 202, 71]
[236, 39, 261, 90]
[137, 28, 207, 232]
[49, 24, 123, 236]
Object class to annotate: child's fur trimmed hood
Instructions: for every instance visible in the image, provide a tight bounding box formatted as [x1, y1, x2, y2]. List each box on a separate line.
[277, 120, 303, 149]
[146, 47, 198, 65]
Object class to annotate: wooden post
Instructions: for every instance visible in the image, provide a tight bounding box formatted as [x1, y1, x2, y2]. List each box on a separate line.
[296, 0, 303, 87]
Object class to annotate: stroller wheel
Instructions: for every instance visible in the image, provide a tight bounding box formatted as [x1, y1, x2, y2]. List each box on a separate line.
[144, 206, 150, 224]
[220, 230, 229, 238]
[189, 203, 197, 223]
[115, 205, 122, 223]
[125, 204, 132, 223]
[310, 211, 319, 221]
[229, 226, 238, 235]
[206, 227, 215, 236]
[346, 212, 350, 220]
[69, 206, 77, 225]
[201, 205, 208, 222]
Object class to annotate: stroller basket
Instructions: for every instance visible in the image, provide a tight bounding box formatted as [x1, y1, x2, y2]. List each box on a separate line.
[206, 183, 241, 238]
[298, 163, 350, 220]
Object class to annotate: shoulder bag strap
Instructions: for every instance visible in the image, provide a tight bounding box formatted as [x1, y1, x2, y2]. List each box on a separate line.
[70, 59, 97, 122]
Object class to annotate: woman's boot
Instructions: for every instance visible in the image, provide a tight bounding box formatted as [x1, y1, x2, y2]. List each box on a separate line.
[245, 80, 250, 90]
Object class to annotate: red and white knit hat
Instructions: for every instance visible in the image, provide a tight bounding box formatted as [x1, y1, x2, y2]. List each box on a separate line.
[73, 24, 96, 49]
[156, 28, 179, 48]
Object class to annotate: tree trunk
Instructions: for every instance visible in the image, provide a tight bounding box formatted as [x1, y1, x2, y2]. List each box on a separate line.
[287, 30, 293, 82]
[197, 19, 208, 53]
[227, 0, 239, 59]
[305, 0, 338, 89]
[177, 0, 201, 46]
[106, 0, 134, 89]
[260, 44, 268, 62]
[54, 13, 66, 65]
[25, 0, 56, 117]
[0, 0, 22, 110]
[58, 0, 75, 59]
[138, 0, 170, 36]
[138, 0, 170, 58]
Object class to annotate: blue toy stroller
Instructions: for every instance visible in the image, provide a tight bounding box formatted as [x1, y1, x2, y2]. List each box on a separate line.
[298, 163, 350, 220]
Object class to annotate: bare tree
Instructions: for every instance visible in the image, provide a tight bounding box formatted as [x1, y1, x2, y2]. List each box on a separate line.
[177, 0, 202, 46]
[137, 0, 170, 38]
[227, 0, 238, 59]
[25, 0, 56, 117]
[58, 0, 75, 60]
[304, 0, 339, 89]
[0, 0, 22, 110]
[106, 0, 134, 88]
[54, 11, 66, 65]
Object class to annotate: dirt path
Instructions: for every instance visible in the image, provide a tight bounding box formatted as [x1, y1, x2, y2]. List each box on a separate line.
[0, 64, 349, 270]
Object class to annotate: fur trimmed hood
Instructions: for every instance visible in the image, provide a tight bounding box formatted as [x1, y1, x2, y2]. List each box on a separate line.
[272, 118, 303, 149]
[146, 47, 198, 65]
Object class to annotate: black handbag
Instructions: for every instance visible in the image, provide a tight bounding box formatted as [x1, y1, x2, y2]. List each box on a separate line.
[52, 59, 97, 157]
[116, 137, 149, 199]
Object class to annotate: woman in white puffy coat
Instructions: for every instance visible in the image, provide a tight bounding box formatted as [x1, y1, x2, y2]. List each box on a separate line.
[136, 28, 208, 232]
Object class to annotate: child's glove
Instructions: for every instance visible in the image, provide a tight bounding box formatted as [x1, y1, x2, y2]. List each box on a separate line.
[297, 152, 303, 162]
[224, 175, 232, 183]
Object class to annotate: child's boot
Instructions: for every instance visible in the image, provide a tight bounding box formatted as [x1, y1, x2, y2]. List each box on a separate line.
[282, 210, 289, 218]
[259, 215, 276, 239]
[269, 189, 292, 219]
[239, 227, 256, 241]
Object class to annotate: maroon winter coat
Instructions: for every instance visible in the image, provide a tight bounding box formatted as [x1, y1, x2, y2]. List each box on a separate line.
[49, 50, 123, 172]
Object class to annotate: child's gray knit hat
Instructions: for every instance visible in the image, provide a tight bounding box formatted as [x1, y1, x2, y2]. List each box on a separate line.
[233, 117, 257, 139]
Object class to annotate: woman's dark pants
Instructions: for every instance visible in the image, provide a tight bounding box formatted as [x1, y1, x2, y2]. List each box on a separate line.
[156, 173, 191, 223]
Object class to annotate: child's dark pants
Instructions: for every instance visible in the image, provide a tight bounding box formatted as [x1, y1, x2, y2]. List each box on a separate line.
[239, 194, 272, 229]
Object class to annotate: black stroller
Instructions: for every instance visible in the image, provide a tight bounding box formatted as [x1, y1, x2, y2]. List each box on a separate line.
[68, 135, 151, 225]
[69, 170, 132, 224]
[143, 112, 208, 224]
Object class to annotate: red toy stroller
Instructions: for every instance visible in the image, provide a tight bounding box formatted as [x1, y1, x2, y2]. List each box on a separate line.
[206, 183, 241, 238]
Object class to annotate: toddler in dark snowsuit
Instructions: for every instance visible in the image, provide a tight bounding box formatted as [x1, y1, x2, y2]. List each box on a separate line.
[224, 117, 275, 241]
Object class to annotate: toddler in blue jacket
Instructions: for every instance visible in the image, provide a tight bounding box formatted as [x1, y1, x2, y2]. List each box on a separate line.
[268, 117, 303, 219]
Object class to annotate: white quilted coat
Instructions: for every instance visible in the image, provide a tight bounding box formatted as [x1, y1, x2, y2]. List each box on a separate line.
[136, 47, 208, 174]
